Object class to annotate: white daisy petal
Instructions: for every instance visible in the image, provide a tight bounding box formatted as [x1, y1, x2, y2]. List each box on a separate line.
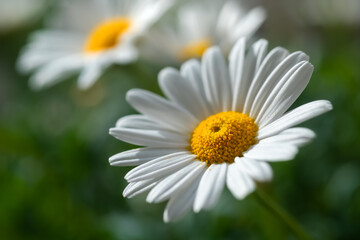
[258, 100, 333, 139]
[234, 157, 273, 182]
[252, 38, 269, 72]
[257, 62, 314, 126]
[231, 38, 269, 112]
[18, 47, 75, 73]
[77, 58, 103, 89]
[202, 47, 232, 112]
[259, 127, 316, 147]
[115, 114, 171, 131]
[29, 55, 84, 90]
[227, 162, 256, 199]
[109, 147, 182, 166]
[250, 52, 310, 122]
[111, 42, 139, 64]
[79, 44, 137, 86]
[244, 143, 298, 162]
[123, 179, 158, 198]
[125, 153, 195, 182]
[193, 163, 227, 212]
[109, 127, 189, 148]
[147, 161, 206, 203]
[229, 38, 246, 87]
[230, 6, 266, 40]
[159, 67, 209, 120]
[163, 173, 202, 223]
[243, 47, 289, 114]
[25, 30, 84, 52]
[126, 89, 198, 133]
[216, 1, 243, 42]
[130, 0, 174, 34]
[253, 60, 307, 123]
[180, 59, 211, 117]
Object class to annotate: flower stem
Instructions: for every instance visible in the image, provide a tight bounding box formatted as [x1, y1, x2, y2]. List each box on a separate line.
[254, 187, 312, 240]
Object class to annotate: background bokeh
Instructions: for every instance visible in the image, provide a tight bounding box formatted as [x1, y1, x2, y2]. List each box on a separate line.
[0, 0, 359, 239]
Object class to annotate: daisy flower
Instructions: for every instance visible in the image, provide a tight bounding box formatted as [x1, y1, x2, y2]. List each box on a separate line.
[109, 38, 332, 222]
[142, 0, 266, 63]
[17, 0, 173, 90]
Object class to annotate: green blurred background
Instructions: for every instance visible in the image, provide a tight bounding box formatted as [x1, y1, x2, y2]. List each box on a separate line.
[0, 0, 359, 239]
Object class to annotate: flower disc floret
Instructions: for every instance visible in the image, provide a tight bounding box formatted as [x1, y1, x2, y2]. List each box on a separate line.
[179, 38, 212, 60]
[84, 17, 131, 53]
[190, 111, 258, 165]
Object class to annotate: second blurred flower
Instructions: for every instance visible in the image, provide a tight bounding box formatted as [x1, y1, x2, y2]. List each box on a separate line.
[17, 0, 173, 90]
[142, 0, 266, 64]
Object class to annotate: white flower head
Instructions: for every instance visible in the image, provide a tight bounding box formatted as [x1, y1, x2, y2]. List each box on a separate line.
[109, 38, 333, 222]
[17, 0, 174, 90]
[142, 0, 266, 63]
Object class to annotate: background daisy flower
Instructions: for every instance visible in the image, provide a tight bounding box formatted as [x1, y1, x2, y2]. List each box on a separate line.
[109, 37, 333, 222]
[17, 0, 173, 90]
[141, 0, 266, 64]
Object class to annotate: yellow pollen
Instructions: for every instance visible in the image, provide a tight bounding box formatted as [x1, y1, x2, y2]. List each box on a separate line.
[179, 38, 212, 60]
[84, 17, 131, 53]
[189, 111, 258, 165]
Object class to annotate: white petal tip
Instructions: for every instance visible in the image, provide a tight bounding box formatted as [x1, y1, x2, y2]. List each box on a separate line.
[108, 155, 116, 164]
[286, 147, 299, 160]
[158, 67, 177, 80]
[108, 156, 121, 166]
[183, 58, 200, 66]
[324, 101, 333, 111]
[163, 211, 171, 223]
[203, 46, 222, 58]
[233, 194, 247, 200]
[125, 88, 142, 101]
[145, 191, 160, 203]
[234, 37, 247, 47]
[303, 129, 317, 139]
[256, 6, 267, 17]
[29, 77, 45, 91]
[145, 196, 153, 203]
[77, 81, 93, 90]
[122, 188, 129, 198]
[109, 128, 117, 136]
[290, 148, 299, 159]
[255, 38, 268, 46]
[124, 173, 132, 181]
[193, 203, 202, 213]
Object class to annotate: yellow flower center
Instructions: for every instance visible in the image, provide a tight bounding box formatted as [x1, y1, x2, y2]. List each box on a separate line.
[84, 17, 131, 53]
[179, 38, 212, 60]
[189, 111, 258, 165]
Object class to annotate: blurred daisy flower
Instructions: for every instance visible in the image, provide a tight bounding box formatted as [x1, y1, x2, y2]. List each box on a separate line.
[142, 0, 266, 64]
[109, 38, 333, 222]
[17, 0, 173, 90]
